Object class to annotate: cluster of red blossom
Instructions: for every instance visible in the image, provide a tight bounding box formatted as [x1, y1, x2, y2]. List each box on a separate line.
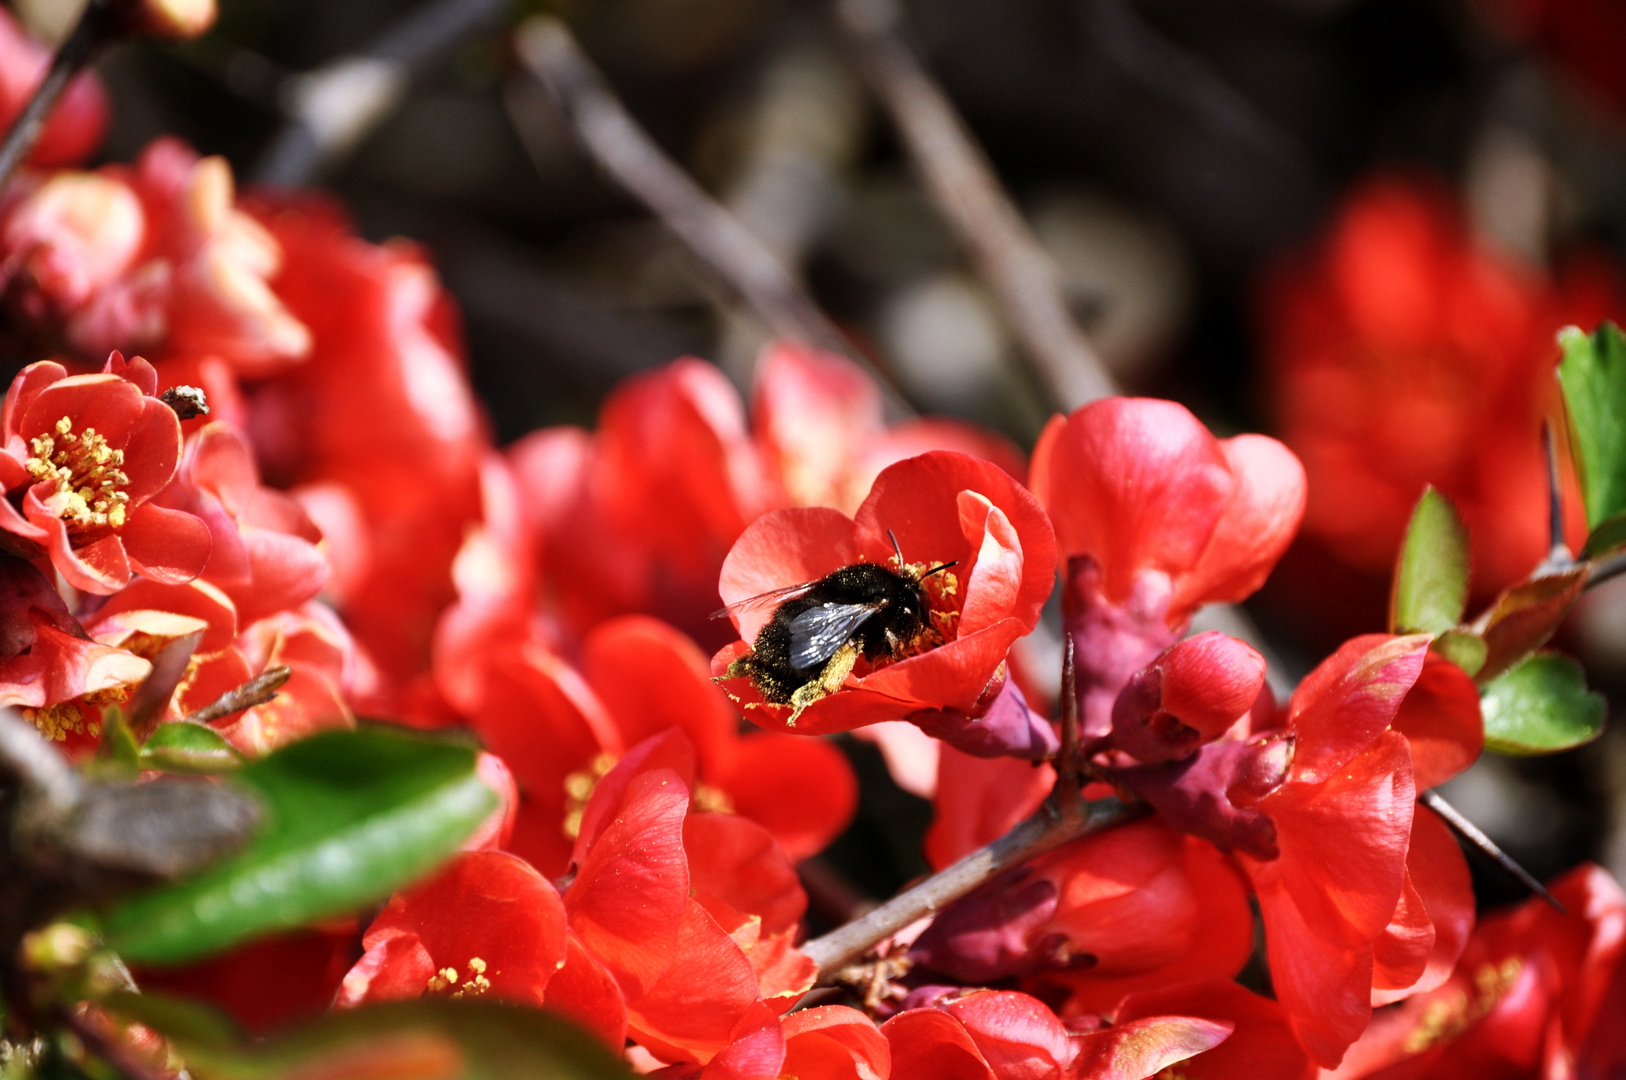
[3, 7, 1624, 1079]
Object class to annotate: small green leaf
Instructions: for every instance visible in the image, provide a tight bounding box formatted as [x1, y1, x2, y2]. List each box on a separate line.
[1558, 323, 1626, 532]
[105, 995, 631, 1080]
[1480, 652, 1606, 755]
[1390, 486, 1470, 635]
[1582, 513, 1626, 560]
[140, 723, 243, 775]
[102, 729, 497, 965]
[1433, 630, 1487, 678]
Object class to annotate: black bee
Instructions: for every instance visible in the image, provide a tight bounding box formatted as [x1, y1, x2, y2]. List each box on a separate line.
[714, 531, 956, 721]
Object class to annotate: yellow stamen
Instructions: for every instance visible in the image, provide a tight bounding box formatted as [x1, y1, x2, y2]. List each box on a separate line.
[25, 416, 131, 532]
[561, 754, 618, 840]
[425, 958, 491, 998]
[23, 702, 96, 742]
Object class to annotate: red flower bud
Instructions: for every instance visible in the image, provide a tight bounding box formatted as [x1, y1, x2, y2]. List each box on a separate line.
[1109, 631, 1266, 764]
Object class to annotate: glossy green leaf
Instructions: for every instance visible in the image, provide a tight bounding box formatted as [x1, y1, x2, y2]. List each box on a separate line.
[1558, 323, 1626, 534]
[1582, 513, 1626, 560]
[102, 729, 496, 965]
[140, 723, 244, 775]
[1481, 652, 1607, 755]
[1390, 486, 1471, 635]
[104, 995, 631, 1080]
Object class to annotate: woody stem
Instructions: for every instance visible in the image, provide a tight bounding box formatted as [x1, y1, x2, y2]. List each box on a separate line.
[800, 793, 1145, 981]
[0, 0, 116, 192]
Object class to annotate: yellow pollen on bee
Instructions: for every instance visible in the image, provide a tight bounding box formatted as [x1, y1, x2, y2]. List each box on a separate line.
[25, 416, 131, 532]
[425, 957, 491, 998]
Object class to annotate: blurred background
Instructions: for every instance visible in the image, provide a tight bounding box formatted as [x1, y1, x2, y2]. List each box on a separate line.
[19, 0, 1626, 916]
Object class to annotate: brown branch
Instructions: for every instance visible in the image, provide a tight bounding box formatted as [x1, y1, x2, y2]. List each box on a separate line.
[512, 17, 914, 418]
[1054, 634, 1082, 808]
[1589, 551, 1626, 591]
[1420, 790, 1562, 912]
[0, 0, 117, 191]
[180, 667, 291, 727]
[799, 795, 1144, 980]
[833, 0, 1116, 412]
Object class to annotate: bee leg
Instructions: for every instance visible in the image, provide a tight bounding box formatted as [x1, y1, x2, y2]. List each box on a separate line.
[788, 641, 860, 725]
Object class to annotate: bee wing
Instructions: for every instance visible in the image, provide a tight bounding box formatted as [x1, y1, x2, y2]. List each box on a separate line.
[787, 601, 886, 673]
[710, 580, 821, 620]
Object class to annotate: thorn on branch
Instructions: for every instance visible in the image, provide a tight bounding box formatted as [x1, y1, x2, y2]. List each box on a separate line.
[1541, 420, 1572, 569]
[1420, 789, 1564, 913]
[181, 666, 291, 727]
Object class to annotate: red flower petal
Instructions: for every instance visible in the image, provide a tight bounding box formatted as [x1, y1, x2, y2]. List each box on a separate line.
[1288, 634, 1430, 785]
[624, 900, 766, 1065]
[881, 1008, 997, 1080]
[121, 502, 211, 585]
[1069, 1014, 1233, 1080]
[780, 1005, 889, 1080]
[1391, 651, 1482, 789]
[1030, 398, 1233, 605]
[543, 931, 628, 1051]
[710, 732, 857, 862]
[685, 812, 806, 937]
[1113, 979, 1315, 1080]
[719, 507, 861, 643]
[1171, 433, 1307, 616]
[566, 767, 691, 999]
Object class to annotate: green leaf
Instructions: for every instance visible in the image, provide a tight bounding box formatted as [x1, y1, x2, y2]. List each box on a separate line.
[140, 723, 243, 775]
[102, 729, 497, 965]
[1390, 486, 1471, 635]
[1480, 652, 1607, 755]
[1582, 513, 1626, 560]
[1558, 323, 1626, 532]
[104, 996, 631, 1080]
[1472, 566, 1588, 684]
[1433, 630, 1487, 678]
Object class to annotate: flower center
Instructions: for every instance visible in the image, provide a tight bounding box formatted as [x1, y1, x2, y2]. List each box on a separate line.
[425, 957, 490, 998]
[25, 416, 130, 532]
[1402, 957, 1523, 1053]
[24, 701, 101, 743]
[561, 753, 736, 839]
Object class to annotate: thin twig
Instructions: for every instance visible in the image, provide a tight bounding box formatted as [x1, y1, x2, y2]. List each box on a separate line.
[0, 0, 116, 191]
[1540, 420, 1572, 569]
[1054, 634, 1082, 807]
[833, 0, 1116, 412]
[1588, 551, 1626, 591]
[180, 667, 291, 727]
[1420, 790, 1563, 912]
[800, 795, 1144, 979]
[251, 0, 508, 184]
[512, 17, 915, 418]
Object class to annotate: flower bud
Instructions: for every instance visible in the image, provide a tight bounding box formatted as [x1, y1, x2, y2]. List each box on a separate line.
[1110, 631, 1267, 764]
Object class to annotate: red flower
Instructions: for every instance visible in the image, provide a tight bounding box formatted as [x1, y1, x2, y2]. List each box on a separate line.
[441, 607, 855, 876]
[1259, 177, 1620, 634]
[1330, 863, 1626, 1080]
[155, 420, 328, 625]
[555, 730, 815, 1065]
[0, 554, 149, 751]
[340, 850, 567, 1008]
[1, 354, 209, 593]
[508, 345, 1024, 646]
[912, 819, 1255, 1018]
[244, 194, 485, 697]
[1029, 398, 1303, 738]
[1108, 631, 1268, 765]
[1236, 635, 1481, 1066]
[712, 451, 1055, 735]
